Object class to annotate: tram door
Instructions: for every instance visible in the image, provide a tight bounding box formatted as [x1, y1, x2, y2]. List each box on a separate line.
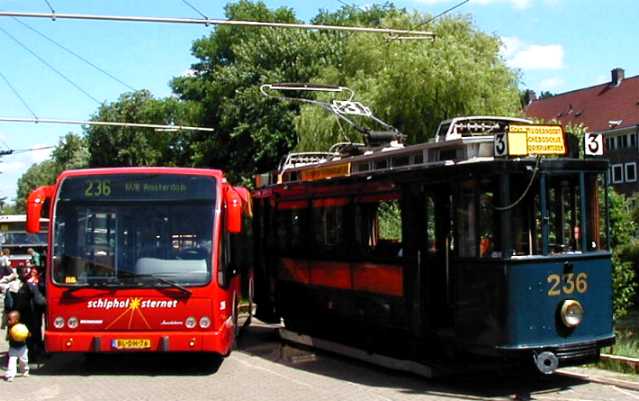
[422, 187, 454, 331]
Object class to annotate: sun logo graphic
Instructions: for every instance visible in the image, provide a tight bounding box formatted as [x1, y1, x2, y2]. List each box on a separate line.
[105, 297, 151, 330]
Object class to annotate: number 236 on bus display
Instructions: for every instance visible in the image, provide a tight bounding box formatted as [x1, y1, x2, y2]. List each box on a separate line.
[84, 180, 112, 197]
[547, 272, 588, 296]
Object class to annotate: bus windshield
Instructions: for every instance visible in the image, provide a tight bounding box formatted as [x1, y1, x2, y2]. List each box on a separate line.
[52, 174, 217, 287]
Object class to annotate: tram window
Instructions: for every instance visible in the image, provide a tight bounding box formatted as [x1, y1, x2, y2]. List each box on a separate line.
[311, 203, 345, 258]
[479, 191, 497, 257]
[275, 208, 307, 256]
[425, 196, 437, 253]
[511, 175, 542, 256]
[457, 181, 477, 258]
[392, 156, 409, 168]
[587, 173, 608, 251]
[547, 175, 582, 253]
[354, 197, 403, 259]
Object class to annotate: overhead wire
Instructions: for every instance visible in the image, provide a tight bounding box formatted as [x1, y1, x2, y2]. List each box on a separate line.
[416, 0, 470, 28]
[11, 17, 136, 91]
[0, 69, 39, 120]
[43, 0, 55, 14]
[0, 25, 101, 105]
[181, 0, 209, 21]
[0, 11, 435, 37]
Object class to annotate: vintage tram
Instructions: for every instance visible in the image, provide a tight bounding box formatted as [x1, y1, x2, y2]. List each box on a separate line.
[252, 116, 614, 375]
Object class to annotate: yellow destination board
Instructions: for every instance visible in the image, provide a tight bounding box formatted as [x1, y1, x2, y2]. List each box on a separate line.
[507, 125, 566, 156]
[301, 163, 351, 182]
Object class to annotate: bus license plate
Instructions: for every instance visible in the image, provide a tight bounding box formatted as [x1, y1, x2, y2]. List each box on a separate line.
[112, 339, 151, 350]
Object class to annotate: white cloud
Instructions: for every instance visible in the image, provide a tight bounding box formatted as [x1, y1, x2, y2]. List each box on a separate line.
[501, 36, 564, 71]
[538, 77, 565, 91]
[415, 0, 532, 9]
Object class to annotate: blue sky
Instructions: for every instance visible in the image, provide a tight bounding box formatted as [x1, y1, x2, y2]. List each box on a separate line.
[0, 0, 637, 201]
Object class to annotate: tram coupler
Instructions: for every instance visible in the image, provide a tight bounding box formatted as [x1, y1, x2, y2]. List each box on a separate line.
[534, 351, 559, 374]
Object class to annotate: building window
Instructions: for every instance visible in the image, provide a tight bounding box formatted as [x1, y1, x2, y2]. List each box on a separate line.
[630, 133, 637, 149]
[621, 135, 629, 149]
[612, 164, 624, 184]
[626, 162, 637, 183]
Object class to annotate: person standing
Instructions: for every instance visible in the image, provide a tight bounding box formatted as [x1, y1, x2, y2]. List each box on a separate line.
[26, 248, 41, 270]
[0, 249, 11, 278]
[4, 310, 30, 382]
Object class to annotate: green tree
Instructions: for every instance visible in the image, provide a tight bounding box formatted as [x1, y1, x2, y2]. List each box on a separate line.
[170, 1, 359, 180]
[85, 90, 203, 167]
[295, 13, 521, 151]
[608, 190, 637, 318]
[15, 160, 58, 212]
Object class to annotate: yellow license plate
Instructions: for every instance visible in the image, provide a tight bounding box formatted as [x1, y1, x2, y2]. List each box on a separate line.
[112, 339, 151, 350]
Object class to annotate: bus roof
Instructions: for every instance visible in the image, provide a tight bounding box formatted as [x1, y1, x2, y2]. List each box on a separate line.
[57, 167, 226, 182]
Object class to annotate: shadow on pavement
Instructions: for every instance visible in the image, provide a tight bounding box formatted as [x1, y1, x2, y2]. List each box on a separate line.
[28, 352, 224, 377]
[238, 322, 590, 401]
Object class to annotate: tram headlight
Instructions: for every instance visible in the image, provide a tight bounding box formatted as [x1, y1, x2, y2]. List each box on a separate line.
[560, 300, 584, 328]
[67, 317, 79, 329]
[185, 316, 197, 329]
[54, 316, 65, 329]
[199, 317, 211, 329]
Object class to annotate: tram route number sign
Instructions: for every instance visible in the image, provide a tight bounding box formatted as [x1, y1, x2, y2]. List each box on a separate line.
[495, 125, 566, 157]
[584, 133, 604, 156]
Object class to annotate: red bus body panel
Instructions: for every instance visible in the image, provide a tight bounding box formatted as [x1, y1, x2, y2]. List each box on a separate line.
[42, 167, 242, 354]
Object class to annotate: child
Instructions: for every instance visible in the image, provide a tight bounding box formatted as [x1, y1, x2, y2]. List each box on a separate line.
[4, 311, 30, 382]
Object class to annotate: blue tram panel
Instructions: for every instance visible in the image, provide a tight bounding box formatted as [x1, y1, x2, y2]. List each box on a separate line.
[505, 255, 613, 349]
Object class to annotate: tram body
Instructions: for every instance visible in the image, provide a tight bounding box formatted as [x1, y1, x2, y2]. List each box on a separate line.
[26, 167, 253, 355]
[252, 117, 614, 373]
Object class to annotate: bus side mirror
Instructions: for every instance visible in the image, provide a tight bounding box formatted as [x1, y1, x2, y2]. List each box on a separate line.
[26, 185, 54, 233]
[225, 189, 242, 234]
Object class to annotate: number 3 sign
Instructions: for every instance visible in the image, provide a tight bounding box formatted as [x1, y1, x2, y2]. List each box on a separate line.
[584, 133, 604, 156]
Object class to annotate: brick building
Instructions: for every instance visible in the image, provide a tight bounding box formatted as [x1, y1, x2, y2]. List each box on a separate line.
[524, 68, 639, 195]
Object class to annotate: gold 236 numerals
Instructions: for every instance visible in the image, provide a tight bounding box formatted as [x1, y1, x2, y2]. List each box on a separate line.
[547, 272, 588, 296]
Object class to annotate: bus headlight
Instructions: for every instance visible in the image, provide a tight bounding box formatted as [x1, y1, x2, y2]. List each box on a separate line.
[67, 317, 79, 329]
[54, 316, 65, 329]
[185, 316, 197, 329]
[199, 317, 211, 329]
[560, 300, 584, 328]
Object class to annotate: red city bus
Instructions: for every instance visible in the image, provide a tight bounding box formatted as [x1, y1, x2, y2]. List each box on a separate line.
[26, 167, 252, 355]
[0, 215, 48, 267]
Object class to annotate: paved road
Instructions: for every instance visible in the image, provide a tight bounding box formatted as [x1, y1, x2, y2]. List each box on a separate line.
[1, 322, 638, 401]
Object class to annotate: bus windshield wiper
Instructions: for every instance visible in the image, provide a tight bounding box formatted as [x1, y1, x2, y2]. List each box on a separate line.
[153, 277, 191, 295]
[115, 271, 191, 294]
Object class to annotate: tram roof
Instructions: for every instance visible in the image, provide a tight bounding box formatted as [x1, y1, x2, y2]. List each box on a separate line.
[255, 116, 594, 189]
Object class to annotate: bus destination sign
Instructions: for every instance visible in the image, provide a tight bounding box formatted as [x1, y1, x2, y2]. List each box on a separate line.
[59, 174, 217, 201]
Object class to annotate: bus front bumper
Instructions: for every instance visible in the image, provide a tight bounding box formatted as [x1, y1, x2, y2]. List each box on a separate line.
[45, 325, 233, 354]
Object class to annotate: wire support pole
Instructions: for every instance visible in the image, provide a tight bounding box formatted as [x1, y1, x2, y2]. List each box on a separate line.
[0, 11, 435, 37]
[0, 116, 215, 132]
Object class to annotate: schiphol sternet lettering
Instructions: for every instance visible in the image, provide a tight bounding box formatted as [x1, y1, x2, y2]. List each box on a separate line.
[87, 298, 178, 310]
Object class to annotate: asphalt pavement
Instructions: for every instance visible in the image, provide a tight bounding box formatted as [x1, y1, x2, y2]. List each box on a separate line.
[1, 321, 639, 401]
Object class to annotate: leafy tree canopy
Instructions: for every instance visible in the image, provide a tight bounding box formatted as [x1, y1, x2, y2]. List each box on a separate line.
[295, 11, 521, 151]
